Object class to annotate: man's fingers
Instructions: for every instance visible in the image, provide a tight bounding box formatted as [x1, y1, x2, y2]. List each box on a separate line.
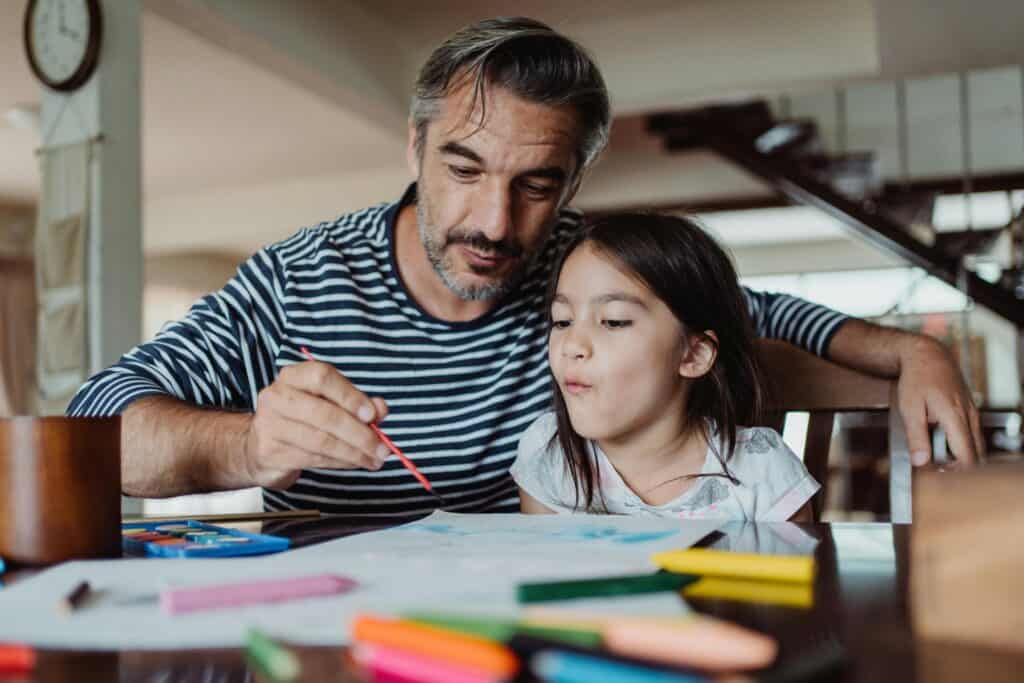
[935, 400, 977, 465]
[264, 414, 383, 471]
[899, 397, 932, 467]
[283, 360, 377, 423]
[969, 405, 986, 462]
[263, 384, 385, 462]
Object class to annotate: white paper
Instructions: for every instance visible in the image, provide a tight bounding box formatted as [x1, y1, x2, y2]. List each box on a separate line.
[0, 511, 720, 650]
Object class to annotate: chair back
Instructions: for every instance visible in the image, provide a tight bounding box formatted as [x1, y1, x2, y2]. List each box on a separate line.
[753, 340, 911, 521]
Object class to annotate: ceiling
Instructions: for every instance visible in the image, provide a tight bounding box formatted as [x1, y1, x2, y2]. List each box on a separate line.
[2, 0, 1023, 257]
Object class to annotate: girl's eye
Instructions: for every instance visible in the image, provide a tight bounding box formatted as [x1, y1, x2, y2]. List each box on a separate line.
[602, 319, 632, 329]
[550, 319, 571, 329]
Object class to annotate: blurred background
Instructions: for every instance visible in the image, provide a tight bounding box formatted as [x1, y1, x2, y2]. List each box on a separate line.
[2, 0, 1023, 519]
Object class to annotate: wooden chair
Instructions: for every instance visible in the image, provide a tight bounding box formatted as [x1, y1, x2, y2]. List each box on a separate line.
[754, 339, 912, 522]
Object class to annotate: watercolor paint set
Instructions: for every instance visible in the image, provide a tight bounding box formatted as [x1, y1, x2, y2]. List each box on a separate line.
[121, 520, 290, 558]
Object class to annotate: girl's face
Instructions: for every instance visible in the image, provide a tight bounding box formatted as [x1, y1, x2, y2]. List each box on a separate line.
[548, 242, 690, 445]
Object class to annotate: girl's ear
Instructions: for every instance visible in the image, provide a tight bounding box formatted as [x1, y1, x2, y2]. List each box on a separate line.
[679, 330, 718, 379]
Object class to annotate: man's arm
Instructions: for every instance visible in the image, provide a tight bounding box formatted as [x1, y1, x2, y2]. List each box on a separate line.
[744, 288, 983, 465]
[68, 248, 389, 497]
[826, 318, 983, 465]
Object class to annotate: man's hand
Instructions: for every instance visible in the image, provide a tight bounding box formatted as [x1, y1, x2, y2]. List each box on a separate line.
[895, 336, 984, 466]
[827, 319, 984, 467]
[242, 359, 391, 489]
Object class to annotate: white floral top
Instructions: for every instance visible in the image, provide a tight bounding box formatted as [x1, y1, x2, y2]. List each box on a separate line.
[511, 412, 819, 521]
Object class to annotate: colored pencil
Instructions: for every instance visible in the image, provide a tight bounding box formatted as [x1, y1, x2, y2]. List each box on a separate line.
[58, 580, 91, 614]
[246, 628, 301, 682]
[354, 643, 504, 683]
[300, 347, 442, 502]
[161, 573, 357, 615]
[683, 576, 814, 609]
[532, 650, 707, 683]
[402, 611, 604, 648]
[517, 571, 699, 603]
[0, 644, 36, 675]
[522, 610, 777, 672]
[350, 614, 520, 678]
[651, 549, 815, 584]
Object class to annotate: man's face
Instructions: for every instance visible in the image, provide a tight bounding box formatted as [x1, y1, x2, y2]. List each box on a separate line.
[408, 82, 581, 301]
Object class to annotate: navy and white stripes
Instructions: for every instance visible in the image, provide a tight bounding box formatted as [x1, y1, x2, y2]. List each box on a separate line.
[68, 186, 848, 516]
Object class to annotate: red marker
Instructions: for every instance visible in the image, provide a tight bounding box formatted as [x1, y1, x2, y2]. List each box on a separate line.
[299, 347, 443, 503]
[0, 644, 35, 675]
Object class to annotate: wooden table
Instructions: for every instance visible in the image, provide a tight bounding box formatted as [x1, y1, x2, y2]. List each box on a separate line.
[3, 517, 1022, 682]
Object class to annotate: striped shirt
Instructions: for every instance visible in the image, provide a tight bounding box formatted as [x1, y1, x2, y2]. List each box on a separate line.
[68, 184, 848, 516]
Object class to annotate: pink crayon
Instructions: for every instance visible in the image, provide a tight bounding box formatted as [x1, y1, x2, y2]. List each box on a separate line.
[353, 644, 504, 683]
[160, 573, 357, 615]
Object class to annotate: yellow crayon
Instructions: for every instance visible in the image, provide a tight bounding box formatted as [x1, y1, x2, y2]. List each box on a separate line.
[651, 548, 815, 583]
[684, 576, 814, 609]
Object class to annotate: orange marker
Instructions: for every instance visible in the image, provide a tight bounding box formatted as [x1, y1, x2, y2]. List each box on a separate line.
[299, 347, 442, 501]
[350, 614, 519, 678]
[0, 644, 36, 675]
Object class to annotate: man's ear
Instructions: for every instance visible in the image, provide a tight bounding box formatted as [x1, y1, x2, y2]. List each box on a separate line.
[406, 119, 421, 178]
[679, 331, 718, 379]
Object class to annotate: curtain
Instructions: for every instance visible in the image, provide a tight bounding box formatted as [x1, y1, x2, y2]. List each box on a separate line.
[35, 141, 91, 415]
[0, 257, 37, 416]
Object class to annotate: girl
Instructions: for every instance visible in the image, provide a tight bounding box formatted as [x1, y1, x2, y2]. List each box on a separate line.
[511, 213, 817, 521]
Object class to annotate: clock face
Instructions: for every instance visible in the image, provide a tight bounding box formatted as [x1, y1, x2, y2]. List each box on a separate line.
[25, 0, 100, 90]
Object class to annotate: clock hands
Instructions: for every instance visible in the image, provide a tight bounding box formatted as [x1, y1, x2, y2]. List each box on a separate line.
[57, 1, 82, 42]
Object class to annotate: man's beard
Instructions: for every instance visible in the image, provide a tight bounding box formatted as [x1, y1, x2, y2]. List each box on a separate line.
[416, 200, 534, 302]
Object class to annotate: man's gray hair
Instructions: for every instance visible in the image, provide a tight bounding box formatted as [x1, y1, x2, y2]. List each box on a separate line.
[410, 17, 611, 174]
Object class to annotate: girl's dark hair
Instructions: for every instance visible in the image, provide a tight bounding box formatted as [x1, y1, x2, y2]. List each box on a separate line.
[547, 212, 765, 511]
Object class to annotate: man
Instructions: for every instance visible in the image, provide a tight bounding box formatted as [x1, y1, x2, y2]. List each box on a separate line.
[69, 17, 981, 515]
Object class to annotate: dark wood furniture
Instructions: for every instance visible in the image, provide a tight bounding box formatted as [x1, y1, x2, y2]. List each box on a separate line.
[4, 515, 1023, 682]
[756, 340, 911, 522]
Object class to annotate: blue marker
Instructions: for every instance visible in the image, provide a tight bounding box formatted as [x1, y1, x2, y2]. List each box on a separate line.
[532, 650, 707, 683]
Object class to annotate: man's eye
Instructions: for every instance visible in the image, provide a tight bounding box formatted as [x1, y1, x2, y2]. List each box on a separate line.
[522, 182, 555, 199]
[602, 319, 632, 329]
[449, 166, 479, 179]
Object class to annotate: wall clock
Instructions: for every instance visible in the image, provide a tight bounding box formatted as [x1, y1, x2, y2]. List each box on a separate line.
[24, 0, 103, 92]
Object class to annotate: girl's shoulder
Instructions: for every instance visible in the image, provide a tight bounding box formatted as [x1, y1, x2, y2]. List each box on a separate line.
[724, 426, 802, 476]
[519, 411, 560, 452]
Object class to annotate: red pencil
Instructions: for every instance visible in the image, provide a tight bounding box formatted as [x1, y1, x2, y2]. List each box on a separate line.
[299, 347, 442, 500]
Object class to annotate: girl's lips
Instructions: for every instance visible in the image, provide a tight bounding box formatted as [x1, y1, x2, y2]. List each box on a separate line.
[565, 381, 592, 395]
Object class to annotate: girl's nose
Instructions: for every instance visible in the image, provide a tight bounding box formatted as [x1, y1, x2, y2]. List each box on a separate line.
[562, 328, 591, 360]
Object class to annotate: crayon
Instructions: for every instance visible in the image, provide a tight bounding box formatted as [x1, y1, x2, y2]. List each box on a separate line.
[350, 614, 519, 678]
[0, 644, 36, 674]
[517, 572, 699, 603]
[246, 628, 300, 682]
[354, 643, 504, 683]
[683, 577, 814, 609]
[532, 650, 707, 683]
[402, 611, 603, 648]
[651, 549, 815, 584]
[522, 610, 777, 672]
[162, 574, 357, 615]
[58, 580, 91, 614]
[507, 633, 703, 678]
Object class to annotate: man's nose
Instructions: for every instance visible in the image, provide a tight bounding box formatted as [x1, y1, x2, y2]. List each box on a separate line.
[476, 183, 513, 243]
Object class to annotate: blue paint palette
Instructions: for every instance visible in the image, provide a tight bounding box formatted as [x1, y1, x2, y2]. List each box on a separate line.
[121, 520, 290, 558]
